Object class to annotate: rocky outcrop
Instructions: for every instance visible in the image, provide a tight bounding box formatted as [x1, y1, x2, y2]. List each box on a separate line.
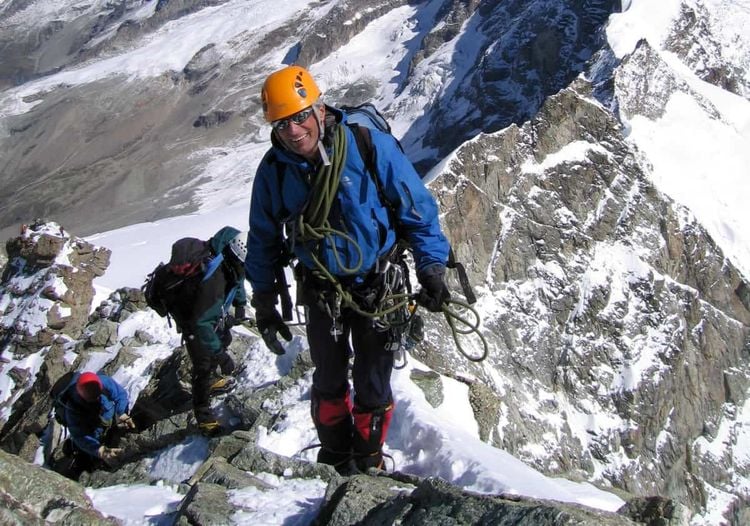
[0, 220, 110, 443]
[0, 448, 117, 524]
[316, 474, 645, 526]
[1, 220, 110, 352]
[664, 3, 748, 97]
[413, 0, 620, 166]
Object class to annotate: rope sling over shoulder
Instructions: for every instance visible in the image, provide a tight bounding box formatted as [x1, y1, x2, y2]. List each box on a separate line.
[284, 121, 488, 363]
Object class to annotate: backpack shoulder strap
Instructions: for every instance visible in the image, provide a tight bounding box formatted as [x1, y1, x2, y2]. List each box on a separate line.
[349, 123, 395, 215]
[350, 123, 477, 305]
[202, 252, 224, 282]
[259, 152, 294, 320]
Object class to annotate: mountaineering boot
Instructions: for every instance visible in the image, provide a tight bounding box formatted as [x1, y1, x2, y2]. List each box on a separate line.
[195, 405, 221, 436]
[352, 402, 394, 471]
[198, 421, 221, 436]
[209, 376, 236, 396]
[312, 388, 354, 473]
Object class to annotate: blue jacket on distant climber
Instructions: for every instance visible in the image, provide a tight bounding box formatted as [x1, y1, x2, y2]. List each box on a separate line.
[64, 372, 130, 461]
[247, 65, 451, 474]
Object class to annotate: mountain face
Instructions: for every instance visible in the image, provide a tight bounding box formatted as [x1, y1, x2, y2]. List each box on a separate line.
[427, 83, 750, 523]
[0, 0, 621, 239]
[1, 0, 750, 524]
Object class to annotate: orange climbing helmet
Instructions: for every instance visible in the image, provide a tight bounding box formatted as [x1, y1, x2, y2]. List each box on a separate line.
[261, 65, 322, 122]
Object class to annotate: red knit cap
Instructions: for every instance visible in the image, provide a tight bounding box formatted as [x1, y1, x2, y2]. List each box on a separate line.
[76, 372, 103, 402]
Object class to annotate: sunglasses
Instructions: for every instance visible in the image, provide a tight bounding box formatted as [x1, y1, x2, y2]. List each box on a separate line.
[272, 107, 314, 131]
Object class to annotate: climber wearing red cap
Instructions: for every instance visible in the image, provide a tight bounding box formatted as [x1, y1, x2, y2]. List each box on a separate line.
[58, 371, 133, 476]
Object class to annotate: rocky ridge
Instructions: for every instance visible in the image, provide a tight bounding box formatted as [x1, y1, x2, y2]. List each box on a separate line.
[0, 1, 749, 524]
[0, 222, 677, 525]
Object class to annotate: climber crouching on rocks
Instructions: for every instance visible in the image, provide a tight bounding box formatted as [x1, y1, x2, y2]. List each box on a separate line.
[59, 372, 134, 479]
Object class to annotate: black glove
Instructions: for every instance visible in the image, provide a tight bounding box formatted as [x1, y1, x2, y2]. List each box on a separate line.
[234, 305, 246, 321]
[416, 264, 451, 313]
[252, 292, 292, 355]
[216, 350, 236, 375]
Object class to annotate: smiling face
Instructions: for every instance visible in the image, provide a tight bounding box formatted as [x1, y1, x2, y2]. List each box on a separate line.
[274, 105, 325, 162]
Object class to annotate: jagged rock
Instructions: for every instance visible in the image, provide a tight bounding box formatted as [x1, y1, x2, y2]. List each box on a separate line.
[409, 369, 443, 408]
[0, 448, 117, 524]
[316, 474, 639, 526]
[188, 456, 273, 490]
[224, 346, 314, 436]
[0, 221, 110, 352]
[78, 457, 153, 489]
[618, 495, 689, 525]
[314, 473, 416, 526]
[91, 287, 149, 324]
[430, 83, 750, 518]
[0, 342, 74, 459]
[174, 482, 234, 526]
[129, 347, 193, 430]
[664, 3, 746, 96]
[85, 320, 119, 347]
[230, 441, 337, 482]
[468, 381, 502, 443]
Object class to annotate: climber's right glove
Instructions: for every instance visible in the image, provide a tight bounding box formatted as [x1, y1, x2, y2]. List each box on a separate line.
[252, 292, 292, 355]
[116, 413, 137, 431]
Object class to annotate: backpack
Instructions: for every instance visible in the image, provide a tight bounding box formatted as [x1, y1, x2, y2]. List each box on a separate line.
[50, 371, 77, 426]
[142, 237, 223, 322]
[340, 103, 402, 149]
[341, 103, 477, 304]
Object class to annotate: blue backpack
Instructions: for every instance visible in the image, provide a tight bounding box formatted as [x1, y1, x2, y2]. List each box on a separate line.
[341, 103, 404, 182]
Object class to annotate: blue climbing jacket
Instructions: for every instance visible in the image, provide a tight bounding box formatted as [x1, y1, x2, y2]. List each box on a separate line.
[64, 374, 129, 458]
[247, 107, 449, 294]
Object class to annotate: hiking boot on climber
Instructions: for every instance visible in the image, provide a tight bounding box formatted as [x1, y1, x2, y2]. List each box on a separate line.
[195, 405, 222, 436]
[145, 226, 249, 433]
[209, 375, 237, 396]
[246, 65, 451, 473]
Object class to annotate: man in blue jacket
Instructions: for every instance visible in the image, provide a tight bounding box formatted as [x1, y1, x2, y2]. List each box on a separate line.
[247, 65, 451, 473]
[62, 371, 133, 476]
